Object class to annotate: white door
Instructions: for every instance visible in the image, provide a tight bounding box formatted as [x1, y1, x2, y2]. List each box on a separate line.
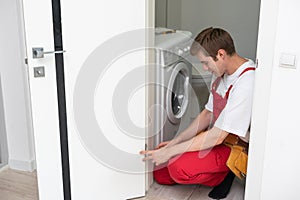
[21, 0, 147, 199]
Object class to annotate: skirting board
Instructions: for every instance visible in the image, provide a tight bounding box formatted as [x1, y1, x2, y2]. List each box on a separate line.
[9, 159, 36, 172]
[0, 164, 8, 172]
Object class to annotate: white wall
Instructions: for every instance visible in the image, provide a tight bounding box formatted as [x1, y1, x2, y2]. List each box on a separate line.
[155, 0, 261, 61]
[260, 0, 300, 198]
[155, 0, 260, 60]
[0, 0, 35, 171]
[155, 0, 182, 29]
[166, 0, 182, 30]
[155, 0, 167, 27]
[247, 0, 300, 199]
[0, 77, 8, 166]
[181, 0, 261, 61]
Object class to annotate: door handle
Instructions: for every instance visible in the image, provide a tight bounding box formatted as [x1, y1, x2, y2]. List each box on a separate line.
[32, 47, 66, 59]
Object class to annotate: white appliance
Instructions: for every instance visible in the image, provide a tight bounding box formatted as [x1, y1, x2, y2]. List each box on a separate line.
[190, 63, 212, 119]
[154, 28, 193, 145]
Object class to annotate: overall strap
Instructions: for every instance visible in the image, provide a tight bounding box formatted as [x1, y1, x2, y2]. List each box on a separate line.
[225, 67, 256, 99]
[212, 77, 222, 91]
[239, 67, 256, 77]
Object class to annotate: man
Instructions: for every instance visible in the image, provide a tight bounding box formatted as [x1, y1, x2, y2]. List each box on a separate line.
[140, 27, 255, 199]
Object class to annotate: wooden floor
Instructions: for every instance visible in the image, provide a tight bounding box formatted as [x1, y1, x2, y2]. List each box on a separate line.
[0, 167, 244, 200]
[0, 166, 39, 200]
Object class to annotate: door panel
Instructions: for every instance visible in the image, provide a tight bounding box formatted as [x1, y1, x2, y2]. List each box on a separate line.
[60, 1, 146, 198]
[21, 0, 64, 199]
[22, 0, 147, 199]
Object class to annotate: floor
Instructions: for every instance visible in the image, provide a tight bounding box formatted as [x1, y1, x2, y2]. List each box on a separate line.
[0, 167, 244, 200]
[137, 179, 245, 200]
[0, 166, 39, 200]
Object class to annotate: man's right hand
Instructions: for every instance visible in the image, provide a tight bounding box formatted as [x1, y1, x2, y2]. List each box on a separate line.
[155, 141, 170, 149]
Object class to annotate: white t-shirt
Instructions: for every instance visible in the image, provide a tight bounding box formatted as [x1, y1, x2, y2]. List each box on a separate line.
[205, 59, 255, 142]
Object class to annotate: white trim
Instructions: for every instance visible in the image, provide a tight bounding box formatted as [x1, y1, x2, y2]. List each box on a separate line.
[9, 159, 36, 172]
[0, 165, 8, 173]
[245, 0, 280, 199]
[146, 0, 155, 192]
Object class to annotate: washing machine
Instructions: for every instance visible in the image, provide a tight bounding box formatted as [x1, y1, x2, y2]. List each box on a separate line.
[154, 28, 194, 145]
[183, 51, 212, 117]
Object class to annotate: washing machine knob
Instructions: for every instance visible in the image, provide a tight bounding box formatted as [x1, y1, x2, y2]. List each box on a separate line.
[177, 49, 183, 55]
[184, 46, 191, 52]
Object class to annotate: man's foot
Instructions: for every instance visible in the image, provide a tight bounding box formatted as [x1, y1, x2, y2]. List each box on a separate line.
[208, 171, 235, 199]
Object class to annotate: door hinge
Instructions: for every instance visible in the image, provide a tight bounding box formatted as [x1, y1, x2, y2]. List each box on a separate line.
[255, 59, 258, 68]
[25, 58, 28, 65]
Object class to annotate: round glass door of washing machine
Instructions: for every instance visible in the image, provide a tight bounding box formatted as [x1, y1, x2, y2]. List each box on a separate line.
[166, 62, 190, 124]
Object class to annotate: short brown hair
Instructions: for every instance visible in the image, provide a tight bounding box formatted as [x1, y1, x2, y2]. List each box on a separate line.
[190, 27, 236, 60]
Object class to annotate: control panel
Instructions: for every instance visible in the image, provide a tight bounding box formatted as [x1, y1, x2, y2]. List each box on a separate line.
[156, 40, 192, 66]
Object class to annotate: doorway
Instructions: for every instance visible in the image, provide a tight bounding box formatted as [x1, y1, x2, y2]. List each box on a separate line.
[0, 77, 8, 169]
[0, 0, 268, 198]
[0, 0, 34, 172]
[150, 0, 261, 199]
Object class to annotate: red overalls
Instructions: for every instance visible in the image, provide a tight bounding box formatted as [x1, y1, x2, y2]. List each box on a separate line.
[153, 67, 255, 187]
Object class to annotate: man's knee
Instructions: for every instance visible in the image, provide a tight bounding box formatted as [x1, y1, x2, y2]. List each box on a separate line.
[153, 165, 176, 185]
[167, 160, 191, 184]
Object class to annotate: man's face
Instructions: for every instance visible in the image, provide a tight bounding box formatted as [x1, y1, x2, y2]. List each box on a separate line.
[196, 51, 224, 77]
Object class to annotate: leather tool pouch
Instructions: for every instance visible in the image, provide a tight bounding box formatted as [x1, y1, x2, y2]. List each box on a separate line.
[223, 134, 248, 180]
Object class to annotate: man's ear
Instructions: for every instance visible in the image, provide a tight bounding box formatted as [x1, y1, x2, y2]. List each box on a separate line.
[217, 49, 226, 59]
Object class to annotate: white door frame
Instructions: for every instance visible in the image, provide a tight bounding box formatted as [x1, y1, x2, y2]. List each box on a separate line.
[146, 0, 156, 191]
[147, 0, 278, 199]
[0, 77, 8, 168]
[16, 0, 279, 198]
[245, 0, 279, 199]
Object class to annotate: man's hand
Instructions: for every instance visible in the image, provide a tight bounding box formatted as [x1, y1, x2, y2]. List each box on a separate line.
[155, 141, 170, 149]
[139, 147, 172, 166]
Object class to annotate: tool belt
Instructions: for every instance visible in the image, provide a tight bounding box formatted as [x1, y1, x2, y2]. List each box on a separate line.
[223, 134, 249, 180]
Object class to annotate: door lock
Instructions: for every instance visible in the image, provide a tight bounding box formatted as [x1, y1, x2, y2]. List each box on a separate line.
[34, 66, 45, 78]
[32, 47, 66, 59]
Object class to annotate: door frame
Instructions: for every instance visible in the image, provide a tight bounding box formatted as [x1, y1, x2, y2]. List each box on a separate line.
[0, 77, 8, 169]
[12, 0, 276, 198]
[147, 0, 274, 199]
[146, 0, 156, 191]
[245, 0, 279, 199]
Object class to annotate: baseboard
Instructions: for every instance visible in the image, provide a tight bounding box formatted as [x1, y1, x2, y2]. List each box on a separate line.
[9, 159, 36, 172]
[0, 164, 8, 172]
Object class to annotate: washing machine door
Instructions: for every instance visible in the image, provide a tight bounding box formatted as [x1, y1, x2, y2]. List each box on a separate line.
[166, 61, 190, 124]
